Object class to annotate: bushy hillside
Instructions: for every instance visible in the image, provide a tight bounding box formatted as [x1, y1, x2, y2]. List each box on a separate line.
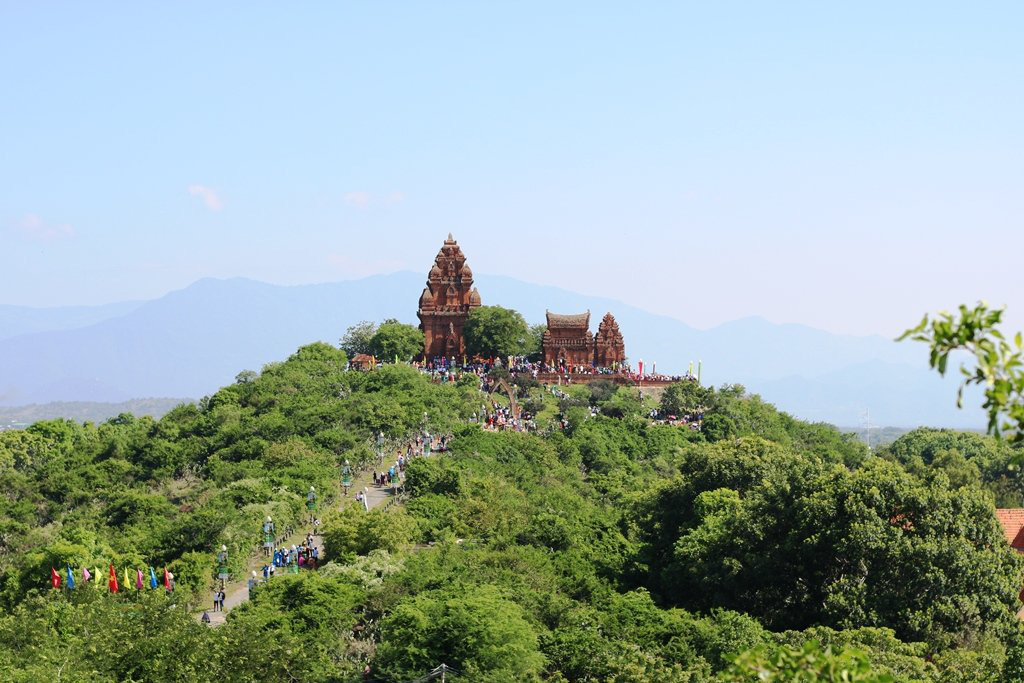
[0, 344, 1021, 682]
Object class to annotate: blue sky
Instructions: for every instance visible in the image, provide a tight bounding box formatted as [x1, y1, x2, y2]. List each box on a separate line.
[2, 2, 1022, 336]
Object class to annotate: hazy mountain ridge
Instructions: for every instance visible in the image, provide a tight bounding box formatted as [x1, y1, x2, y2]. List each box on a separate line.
[0, 300, 145, 341]
[0, 398, 193, 427]
[0, 273, 983, 428]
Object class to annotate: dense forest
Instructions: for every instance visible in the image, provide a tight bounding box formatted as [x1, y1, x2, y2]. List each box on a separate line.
[2, 340, 1024, 682]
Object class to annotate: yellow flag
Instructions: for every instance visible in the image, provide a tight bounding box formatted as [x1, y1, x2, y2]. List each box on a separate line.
[124, 567, 130, 591]
[95, 568, 101, 589]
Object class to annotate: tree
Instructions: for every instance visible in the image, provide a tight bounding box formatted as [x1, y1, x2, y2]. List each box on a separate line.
[636, 438, 1024, 648]
[660, 380, 712, 418]
[339, 320, 377, 358]
[527, 323, 546, 361]
[368, 319, 424, 362]
[725, 641, 894, 683]
[376, 585, 545, 681]
[901, 302, 1024, 443]
[463, 305, 531, 359]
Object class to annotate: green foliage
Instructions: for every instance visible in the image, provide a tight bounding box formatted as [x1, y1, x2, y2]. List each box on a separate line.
[527, 323, 547, 361]
[368, 318, 424, 361]
[463, 305, 531, 358]
[880, 427, 1024, 506]
[339, 319, 377, 358]
[725, 640, 894, 682]
[603, 386, 646, 419]
[321, 504, 419, 560]
[377, 584, 545, 681]
[635, 438, 1024, 649]
[662, 380, 713, 417]
[901, 302, 1024, 443]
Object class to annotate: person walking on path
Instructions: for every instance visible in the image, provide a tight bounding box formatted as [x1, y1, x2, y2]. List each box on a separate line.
[216, 545, 229, 587]
[247, 571, 257, 596]
[262, 516, 275, 557]
[341, 459, 353, 496]
[306, 486, 317, 524]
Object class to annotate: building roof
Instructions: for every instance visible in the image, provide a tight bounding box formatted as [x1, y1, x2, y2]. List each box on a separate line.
[996, 509, 1024, 550]
[351, 353, 375, 363]
[546, 311, 590, 329]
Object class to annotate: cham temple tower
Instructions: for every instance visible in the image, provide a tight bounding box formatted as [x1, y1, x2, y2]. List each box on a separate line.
[417, 234, 481, 358]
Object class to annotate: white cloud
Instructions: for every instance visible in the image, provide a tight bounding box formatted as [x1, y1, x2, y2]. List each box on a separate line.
[342, 191, 372, 208]
[188, 184, 224, 211]
[12, 213, 75, 242]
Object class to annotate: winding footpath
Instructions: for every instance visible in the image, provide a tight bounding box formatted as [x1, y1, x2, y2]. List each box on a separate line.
[201, 450, 421, 626]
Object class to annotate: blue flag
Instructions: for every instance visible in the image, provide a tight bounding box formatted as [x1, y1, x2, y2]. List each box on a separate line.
[149, 567, 158, 589]
[66, 566, 75, 590]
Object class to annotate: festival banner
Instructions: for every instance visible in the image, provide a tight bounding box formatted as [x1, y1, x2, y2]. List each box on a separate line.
[50, 567, 60, 589]
[109, 563, 119, 593]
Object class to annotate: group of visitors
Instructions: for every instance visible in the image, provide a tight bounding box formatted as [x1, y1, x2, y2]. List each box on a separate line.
[266, 540, 319, 575]
[473, 400, 536, 433]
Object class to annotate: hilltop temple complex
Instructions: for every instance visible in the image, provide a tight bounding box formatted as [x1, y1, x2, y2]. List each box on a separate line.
[417, 236, 626, 369]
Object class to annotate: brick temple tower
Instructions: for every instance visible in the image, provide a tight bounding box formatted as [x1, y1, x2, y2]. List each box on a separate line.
[417, 234, 481, 359]
[594, 312, 626, 367]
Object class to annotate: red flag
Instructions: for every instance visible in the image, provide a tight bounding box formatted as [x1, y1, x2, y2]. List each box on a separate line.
[50, 567, 60, 589]
[109, 563, 119, 593]
[163, 567, 170, 590]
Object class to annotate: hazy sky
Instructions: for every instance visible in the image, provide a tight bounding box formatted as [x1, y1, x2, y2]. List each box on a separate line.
[2, 2, 1022, 336]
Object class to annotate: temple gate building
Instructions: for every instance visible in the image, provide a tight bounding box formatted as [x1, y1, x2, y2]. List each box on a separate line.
[542, 310, 627, 367]
[542, 311, 595, 366]
[417, 234, 481, 358]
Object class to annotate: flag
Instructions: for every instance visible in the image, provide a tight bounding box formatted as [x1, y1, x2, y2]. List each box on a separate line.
[124, 568, 130, 592]
[136, 569, 143, 590]
[109, 563, 119, 593]
[66, 566, 75, 590]
[50, 567, 60, 589]
[163, 567, 170, 590]
[94, 567, 101, 589]
[83, 567, 91, 583]
[149, 567, 158, 589]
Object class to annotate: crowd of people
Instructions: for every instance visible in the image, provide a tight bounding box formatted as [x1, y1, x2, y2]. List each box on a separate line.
[472, 400, 536, 433]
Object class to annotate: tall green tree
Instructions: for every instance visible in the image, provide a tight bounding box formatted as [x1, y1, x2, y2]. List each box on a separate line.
[660, 380, 712, 417]
[463, 305, 531, 359]
[368, 319, 424, 362]
[376, 584, 545, 681]
[339, 320, 377, 358]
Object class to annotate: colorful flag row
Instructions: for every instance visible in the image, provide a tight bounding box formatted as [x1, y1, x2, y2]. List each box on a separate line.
[50, 564, 172, 593]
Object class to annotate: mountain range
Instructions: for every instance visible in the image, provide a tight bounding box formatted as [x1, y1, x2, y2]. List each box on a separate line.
[0, 272, 983, 428]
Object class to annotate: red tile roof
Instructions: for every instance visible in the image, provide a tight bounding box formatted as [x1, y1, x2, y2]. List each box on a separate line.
[995, 509, 1024, 550]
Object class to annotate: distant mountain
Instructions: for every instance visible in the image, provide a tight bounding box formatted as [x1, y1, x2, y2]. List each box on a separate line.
[0, 300, 144, 341]
[0, 273, 985, 428]
[0, 398, 192, 426]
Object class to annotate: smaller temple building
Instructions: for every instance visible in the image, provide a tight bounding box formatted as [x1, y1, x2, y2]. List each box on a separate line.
[542, 310, 626, 368]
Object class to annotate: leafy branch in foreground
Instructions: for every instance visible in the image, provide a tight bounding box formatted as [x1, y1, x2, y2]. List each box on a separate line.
[900, 302, 1024, 442]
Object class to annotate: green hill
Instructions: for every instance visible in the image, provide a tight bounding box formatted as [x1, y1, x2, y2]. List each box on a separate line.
[0, 342, 1021, 682]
